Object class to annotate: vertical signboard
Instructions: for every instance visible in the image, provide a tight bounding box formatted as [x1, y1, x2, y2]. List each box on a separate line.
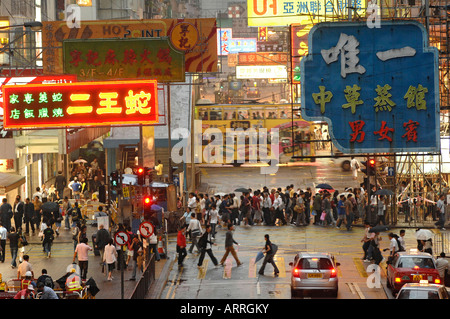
[301, 21, 440, 153]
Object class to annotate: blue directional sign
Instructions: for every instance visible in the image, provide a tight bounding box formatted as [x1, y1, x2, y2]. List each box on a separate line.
[388, 167, 395, 177]
[301, 21, 440, 154]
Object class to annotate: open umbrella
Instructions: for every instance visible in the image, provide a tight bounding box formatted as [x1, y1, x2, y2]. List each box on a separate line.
[375, 189, 394, 196]
[234, 188, 250, 192]
[214, 192, 227, 197]
[41, 201, 59, 213]
[315, 183, 333, 190]
[73, 158, 88, 164]
[339, 192, 351, 198]
[415, 229, 434, 240]
[255, 251, 265, 263]
[369, 225, 390, 233]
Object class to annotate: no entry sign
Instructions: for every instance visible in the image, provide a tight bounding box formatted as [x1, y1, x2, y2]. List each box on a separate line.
[139, 221, 154, 238]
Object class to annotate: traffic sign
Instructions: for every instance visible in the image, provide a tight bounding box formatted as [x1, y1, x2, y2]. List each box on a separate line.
[139, 221, 154, 238]
[301, 21, 440, 154]
[388, 167, 395, 177]
[114, 231, 129, 246]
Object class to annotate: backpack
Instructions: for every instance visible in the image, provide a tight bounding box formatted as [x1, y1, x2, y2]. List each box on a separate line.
[44, 275, 54, 289]
[271, 243, 278, 255]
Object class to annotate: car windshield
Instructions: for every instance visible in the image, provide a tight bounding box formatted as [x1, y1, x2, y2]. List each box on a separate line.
[397, 257, 435, 269]
[398, 289, 440, 299]
[298, 258, 333, 270]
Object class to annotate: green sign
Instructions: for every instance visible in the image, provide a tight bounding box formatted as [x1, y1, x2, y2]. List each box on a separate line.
[63, 38, 185, 82]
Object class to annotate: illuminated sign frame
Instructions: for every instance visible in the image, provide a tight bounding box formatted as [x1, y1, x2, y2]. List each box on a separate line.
[236, 65, 287, 79]
[3, 80, 158, 129]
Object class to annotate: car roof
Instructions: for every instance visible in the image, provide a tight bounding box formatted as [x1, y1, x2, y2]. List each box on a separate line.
[400, 283, 443, 290]
[296, 252, 333, 258]
[397, 251, 434, 258]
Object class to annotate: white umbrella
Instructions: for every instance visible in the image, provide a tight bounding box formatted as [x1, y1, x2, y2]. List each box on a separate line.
[73, 158, 88, 164]
[415, 229, 434, 240]
[339, 192, 351, 198]
[214, 192, 227, 197]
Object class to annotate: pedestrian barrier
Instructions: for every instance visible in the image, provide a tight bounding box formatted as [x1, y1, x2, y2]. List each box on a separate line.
[130, 252, 156, 299]
[434, 232, 450, 255]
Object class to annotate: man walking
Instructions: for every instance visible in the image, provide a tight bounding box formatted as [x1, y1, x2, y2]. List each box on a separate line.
[24, 198, 35, 235]
[73, 237, 93, 280]
[55, 171, 67, 200]
[219, 224, 243, 267]
[435, 194, 446, 231]
[258, 234, 279, 277]
[0, 222, 7, 262]
[13, 195, 24, 232]
[0, 198, 12, 232]
[345, 194, 354, 231]
[8, 226, 19, 268]
[197, 225, 218, 268]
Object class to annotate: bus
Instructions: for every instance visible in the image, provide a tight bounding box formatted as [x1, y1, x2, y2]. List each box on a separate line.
[194, 103, 316, 165]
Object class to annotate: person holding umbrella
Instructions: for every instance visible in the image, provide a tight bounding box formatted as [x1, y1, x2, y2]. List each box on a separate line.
[258, 234, 279, 277]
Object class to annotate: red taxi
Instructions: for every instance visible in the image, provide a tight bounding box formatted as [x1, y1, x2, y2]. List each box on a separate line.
[386, 251, 441, 294]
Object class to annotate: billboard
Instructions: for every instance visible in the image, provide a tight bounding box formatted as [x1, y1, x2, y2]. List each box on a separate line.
[63, 38, 185, 82]
[42, 18, 217, 74]
[247, 0, 366, 26]
[301, 21, 440, 153]
[236, 65, 287, 79]
[217, 28, 257, 56]
[3, 80, 158, 129]
[291, 23, 313, 83]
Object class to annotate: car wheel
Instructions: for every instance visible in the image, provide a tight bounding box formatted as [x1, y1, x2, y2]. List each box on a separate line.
[341, 160, 351, 171]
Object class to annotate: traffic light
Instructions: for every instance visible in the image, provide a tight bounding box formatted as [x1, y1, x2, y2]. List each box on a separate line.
[137, 167, 145, 185]
[361, 158, 376, 176]
[110, 170, 119, 188]
[143, 195, 153, 218]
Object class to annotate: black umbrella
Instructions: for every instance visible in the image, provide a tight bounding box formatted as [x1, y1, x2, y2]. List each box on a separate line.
[369, 225, 390, 233]
[315, 183, 333, 190]
[234, 188, 250, 192]
[374, 189, 394, 196]
[41, 201, 60, 213]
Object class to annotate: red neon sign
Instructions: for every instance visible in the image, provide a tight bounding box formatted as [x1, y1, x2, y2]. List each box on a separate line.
[2, 80, 158, 129]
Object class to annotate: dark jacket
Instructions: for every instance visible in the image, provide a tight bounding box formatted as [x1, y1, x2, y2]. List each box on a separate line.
[95, 228, 111, 250]
[55, 174, 66, 191]
[24, 203, 34, 220]
[224, 230, 238, 248]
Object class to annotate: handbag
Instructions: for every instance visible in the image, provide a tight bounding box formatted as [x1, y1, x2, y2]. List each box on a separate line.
[21, 236, 28, 246]
[320, 211, 327, 221]
[191, 229, 201, 237]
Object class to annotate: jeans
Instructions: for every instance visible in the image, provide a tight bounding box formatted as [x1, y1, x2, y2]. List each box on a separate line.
[436, 213, 446, 228]
[78, 260, 88, 279]
[346, 213, 354, 230]
[210, 223, 217, 238]
[130, 259, 138, 279]
[149, 244, 160, 261]
[188, 236, 200, 253]
[10, 247, 18, 267]
[43, 241, 52, 255]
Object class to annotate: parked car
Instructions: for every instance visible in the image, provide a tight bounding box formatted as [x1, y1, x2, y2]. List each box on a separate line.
[289, 252, 340, 297]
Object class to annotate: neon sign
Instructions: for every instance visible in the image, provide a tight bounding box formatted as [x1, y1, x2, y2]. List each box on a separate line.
[3, 80, 158, 129]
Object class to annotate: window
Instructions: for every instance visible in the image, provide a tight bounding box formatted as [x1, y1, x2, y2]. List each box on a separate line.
[298, 258, 333, 270]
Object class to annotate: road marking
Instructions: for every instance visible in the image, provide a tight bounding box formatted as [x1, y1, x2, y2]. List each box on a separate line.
[274, 256, 286, 278]
[353, 258, 368, 277]
[223, 259, 232, 279]
[256, 281, 261, 295]
[249, 258, 256, 278]
[346, 282, 365, 299]
[197, 259, 209, 279]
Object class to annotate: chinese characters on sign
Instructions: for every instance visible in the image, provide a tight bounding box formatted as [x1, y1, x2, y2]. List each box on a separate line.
[247, 0, 366, 26]
[63, 38, 184, 82]
[301, 22, 439, 153]
[3, 80, 158, 129]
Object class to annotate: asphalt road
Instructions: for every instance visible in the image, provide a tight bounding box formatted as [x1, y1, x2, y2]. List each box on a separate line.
[161, 223, 420, 300]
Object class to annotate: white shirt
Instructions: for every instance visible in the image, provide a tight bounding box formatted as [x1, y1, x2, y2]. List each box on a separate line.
[436, 258, 450, 279]
[187, 197, 197, 209]
[103, 244, 117, 264]
[0, 226, 6, 240]
[272, 196, 282, 209]
[209, 209, 219, 224]
[75, 243, 92, 261]
[262, 197, 272, 208]
[390, 237, 399, 253]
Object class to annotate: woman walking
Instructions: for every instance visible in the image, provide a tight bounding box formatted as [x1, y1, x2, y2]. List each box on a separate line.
[103, 238, 118, 281]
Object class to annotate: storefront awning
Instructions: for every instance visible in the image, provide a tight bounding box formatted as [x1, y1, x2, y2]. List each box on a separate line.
[0, 173, 26, 194]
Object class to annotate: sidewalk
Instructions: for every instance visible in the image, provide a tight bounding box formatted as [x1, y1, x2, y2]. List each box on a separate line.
[0, 222, 170, 299]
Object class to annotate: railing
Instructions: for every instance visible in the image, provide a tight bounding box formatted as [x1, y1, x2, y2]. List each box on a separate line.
[434, 232, 450, 256]
[129, 250, 156, 299]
